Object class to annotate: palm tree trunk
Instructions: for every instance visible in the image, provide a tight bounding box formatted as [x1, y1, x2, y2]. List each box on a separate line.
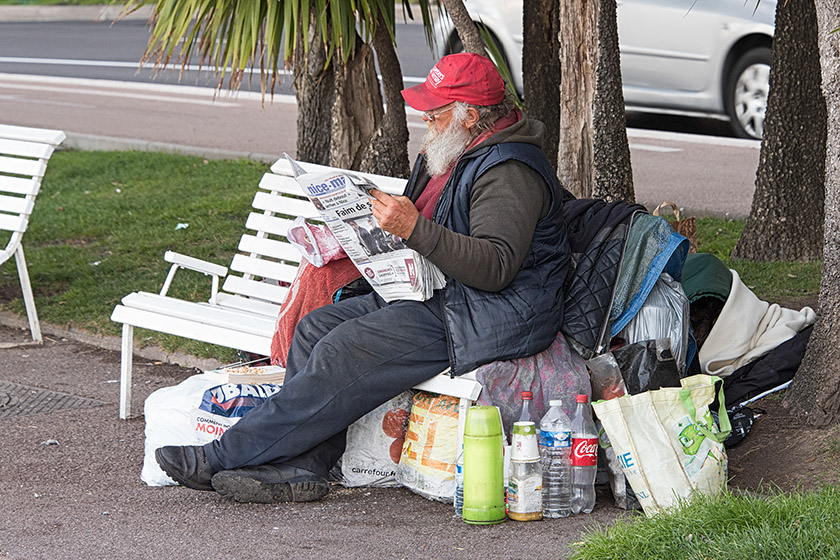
[294, 16, 334, 165]
[440, 0, 487, 56]
[359, 11, 411, 178]
[329, 34, 383, 170]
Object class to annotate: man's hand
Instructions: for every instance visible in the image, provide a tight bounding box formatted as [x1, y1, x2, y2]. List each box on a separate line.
[369, 189, 419, 240]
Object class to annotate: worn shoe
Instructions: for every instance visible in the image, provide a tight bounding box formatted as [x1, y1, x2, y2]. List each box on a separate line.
[211, 464, 330, 503]
[155, 445, 216, 491]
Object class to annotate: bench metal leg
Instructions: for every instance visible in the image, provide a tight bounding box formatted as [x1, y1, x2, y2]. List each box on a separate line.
[15, 246, 42, 344]
[119, 323, 134, 419]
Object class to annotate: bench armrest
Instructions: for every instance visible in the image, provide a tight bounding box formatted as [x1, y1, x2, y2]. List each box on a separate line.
[160, 251, 229, 304]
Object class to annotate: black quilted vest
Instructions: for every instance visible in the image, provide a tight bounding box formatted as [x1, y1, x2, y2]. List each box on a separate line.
[407, 142, 570, 375]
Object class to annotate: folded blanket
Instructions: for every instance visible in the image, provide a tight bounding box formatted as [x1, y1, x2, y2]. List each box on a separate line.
[699, 269, 816, 377]
[475, 332, 590, 437]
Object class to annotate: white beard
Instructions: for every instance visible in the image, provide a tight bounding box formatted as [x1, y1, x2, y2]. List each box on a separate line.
[421, 112, 471, 177]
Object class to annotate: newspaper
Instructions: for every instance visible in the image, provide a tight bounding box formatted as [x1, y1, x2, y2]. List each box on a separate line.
[285, 155, 445, 302]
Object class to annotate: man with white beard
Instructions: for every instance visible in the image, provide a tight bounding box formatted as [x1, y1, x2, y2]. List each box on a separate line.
[155, 53, 571, 503]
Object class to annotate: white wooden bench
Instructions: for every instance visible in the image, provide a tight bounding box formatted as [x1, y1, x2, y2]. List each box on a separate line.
[111, 158, 482, 419]
[0, 124, 67, 344]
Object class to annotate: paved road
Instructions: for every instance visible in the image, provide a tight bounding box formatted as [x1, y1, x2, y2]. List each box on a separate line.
[0, 16, 759, 216]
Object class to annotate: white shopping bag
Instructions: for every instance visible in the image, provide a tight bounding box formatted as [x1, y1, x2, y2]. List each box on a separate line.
[141, 373, 282, 486]
[334, 391, 414, 488]
[592, 374, 731, 516]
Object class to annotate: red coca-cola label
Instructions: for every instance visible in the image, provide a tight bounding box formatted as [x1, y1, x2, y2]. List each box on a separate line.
[571, 437, 598, 466]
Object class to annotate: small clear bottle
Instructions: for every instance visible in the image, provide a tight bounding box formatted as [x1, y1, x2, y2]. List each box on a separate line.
[518, 391, 539, 423]
[539, 399, 572, 519]
[454, 445, 464, 517]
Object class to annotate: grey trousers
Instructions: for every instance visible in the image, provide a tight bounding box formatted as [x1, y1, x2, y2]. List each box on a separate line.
[204, 291, 450, 477]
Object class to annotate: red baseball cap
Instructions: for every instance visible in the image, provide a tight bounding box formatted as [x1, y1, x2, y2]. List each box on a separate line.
[401, 52, 505, 111]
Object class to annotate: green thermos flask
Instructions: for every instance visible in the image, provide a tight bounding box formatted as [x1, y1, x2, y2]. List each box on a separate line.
[462, 405, 506, 525]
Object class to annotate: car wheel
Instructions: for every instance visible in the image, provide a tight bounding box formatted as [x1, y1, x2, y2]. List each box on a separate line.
[726, 47, 771, 139]
[445, 28, 510, 74]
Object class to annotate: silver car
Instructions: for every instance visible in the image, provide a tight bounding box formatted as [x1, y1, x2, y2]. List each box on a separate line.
[433, 0, 775, 139]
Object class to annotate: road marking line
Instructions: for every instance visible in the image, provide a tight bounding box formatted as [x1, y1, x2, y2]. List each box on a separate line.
[0, 72, 297, 104]
[0, 82, 241, 107]
[627, 127, 760, 149]
[0, 55, 292, 77]
[0, 92, 95, 108]
[629, 144, 682, 153]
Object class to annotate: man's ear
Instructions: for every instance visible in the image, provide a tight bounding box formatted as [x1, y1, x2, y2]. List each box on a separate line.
[465, 106, 481, 129]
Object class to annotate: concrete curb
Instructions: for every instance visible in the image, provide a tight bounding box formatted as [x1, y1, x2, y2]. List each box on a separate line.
[0, 4, 153, 23]
[0, 310, 223, 372]
[63, 132, 278, 164]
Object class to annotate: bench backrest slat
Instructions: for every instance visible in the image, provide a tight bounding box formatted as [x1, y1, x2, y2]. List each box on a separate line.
[244, 213, 298, 238]
[238, 233, 302, 263]
[0, 194, 33, 217]
[252, 191, 320, 219]
[229, 254, 299, 289]
[0, 175, 39, 197]
[221, 274, 290, 306]
[0, 137, 56, 160]
[0, 124, 66, 146]
[0, 213, 27, 233]
[0, 155, 47, 179]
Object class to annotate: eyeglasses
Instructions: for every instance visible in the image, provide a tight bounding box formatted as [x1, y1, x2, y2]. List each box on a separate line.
[423, 104, 455, 122]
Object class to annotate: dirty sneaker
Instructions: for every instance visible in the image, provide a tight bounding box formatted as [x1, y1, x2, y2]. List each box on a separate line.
[155, 445, 216, 491]
[211, 464, 329, 503]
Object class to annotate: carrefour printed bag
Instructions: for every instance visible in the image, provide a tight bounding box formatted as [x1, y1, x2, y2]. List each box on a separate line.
[141, 373, 282, 486]
[333, 391, 414, 488]
[592, 374, 730, 516]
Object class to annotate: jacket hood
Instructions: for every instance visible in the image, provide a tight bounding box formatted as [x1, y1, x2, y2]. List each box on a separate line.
[466, 116, 546, 155]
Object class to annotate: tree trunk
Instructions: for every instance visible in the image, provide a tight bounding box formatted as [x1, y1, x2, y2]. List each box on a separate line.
[591, 0, 634, 203]
[440, 0, 487, 56]
[557, 0, 634, 201]
[294, 17, 334, 165]
[732, 0, 826, 262]
[294, 19, 385, 172]
[359, 12, 411, 178]
[522, 0, 561, 167]
[784, 1, 840, 427]
[329, 35, 384, 170]
[557, 0, 597, 198]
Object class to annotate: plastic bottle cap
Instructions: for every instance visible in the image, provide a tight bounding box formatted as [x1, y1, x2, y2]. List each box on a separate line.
[576, 394, 589, 403]
[521, 391, 533, 399]
[549, 399, 563, 407]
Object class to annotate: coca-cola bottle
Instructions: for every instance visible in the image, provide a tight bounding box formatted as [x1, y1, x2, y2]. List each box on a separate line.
[570, 394, 597, 514]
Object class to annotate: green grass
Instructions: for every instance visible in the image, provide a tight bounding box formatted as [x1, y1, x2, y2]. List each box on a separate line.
[571, 485, 840, 560]
[0, 150, 266, 361]
[0, 151, 823, 362]
[696, 218, 822, 306]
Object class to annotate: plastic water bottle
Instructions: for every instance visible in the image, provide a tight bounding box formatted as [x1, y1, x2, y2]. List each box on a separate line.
[454, 446, 464, 517]
[570, 394, 598, 514]
[539, 399, 572, 518]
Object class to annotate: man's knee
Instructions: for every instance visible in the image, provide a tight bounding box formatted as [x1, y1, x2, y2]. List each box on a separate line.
[293, 306, 332, 347]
